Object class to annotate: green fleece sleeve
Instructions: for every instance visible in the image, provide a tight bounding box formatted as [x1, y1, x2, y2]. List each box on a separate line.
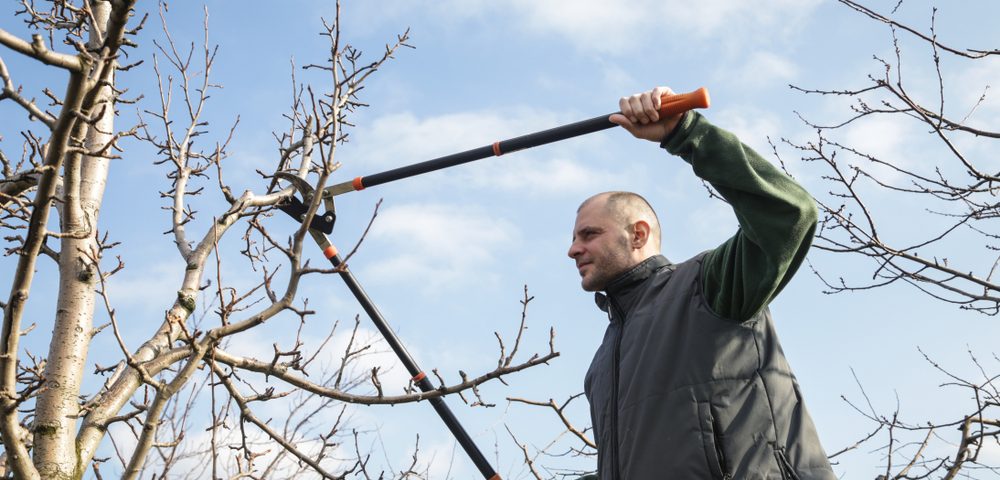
[661, 112, 818, 321]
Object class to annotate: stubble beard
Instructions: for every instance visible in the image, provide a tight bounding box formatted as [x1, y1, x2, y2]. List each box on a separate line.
[581, 239, 633, 292]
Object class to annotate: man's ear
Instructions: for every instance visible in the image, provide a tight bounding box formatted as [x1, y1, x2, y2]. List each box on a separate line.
[631, 220, 650, 249]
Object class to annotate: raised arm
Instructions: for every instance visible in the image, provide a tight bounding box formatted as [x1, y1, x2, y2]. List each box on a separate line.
[613, 87, 817, 321]
[663, 112, 817, 320]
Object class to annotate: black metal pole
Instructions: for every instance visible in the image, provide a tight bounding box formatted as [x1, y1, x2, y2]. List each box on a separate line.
[321, 243, 501, 480]
[360, 114, 612, 190]
[324, 87, 709, 197]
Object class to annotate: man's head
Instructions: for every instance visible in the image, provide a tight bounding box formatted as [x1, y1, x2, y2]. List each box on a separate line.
[567, 191, 661, 292]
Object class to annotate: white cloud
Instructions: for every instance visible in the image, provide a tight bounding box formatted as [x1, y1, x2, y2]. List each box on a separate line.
[351, 0, 822, 56]
[712, 105, 788, 165]
[463, 155, 630, 196]
[507, 0, 647, 54]
[725, 51, 800, 88]
[108, 259, 183, 315]
[686, 200, 737, 249]
[399, 439, 466, 478]
[601, 63, 638, 92]
[841, 116, 913, 182]
[362, 203, 521, 292]
[510, 0, 822, 54]
[714, 107, 784, 150]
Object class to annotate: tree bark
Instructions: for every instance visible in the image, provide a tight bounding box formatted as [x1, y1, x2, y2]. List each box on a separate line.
[32, 3, 113, 477]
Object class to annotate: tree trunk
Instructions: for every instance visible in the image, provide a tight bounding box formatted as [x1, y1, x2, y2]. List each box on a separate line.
[32, 3, 113, 477]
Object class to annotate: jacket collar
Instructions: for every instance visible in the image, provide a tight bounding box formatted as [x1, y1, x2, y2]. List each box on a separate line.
[595, 254, 672, 316]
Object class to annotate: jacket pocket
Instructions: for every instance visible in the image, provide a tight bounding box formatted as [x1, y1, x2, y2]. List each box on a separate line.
[698, 402, 730, 480]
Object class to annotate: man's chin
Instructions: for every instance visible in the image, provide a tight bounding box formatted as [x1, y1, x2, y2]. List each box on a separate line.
[580, 277, 604, 292]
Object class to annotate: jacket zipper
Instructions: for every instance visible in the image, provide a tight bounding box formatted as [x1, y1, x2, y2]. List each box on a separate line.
[608, 297, 625, 480]
[713, 419, 732, 480]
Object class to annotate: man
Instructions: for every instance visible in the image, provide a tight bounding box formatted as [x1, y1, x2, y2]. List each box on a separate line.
[568, 87, 835, 479]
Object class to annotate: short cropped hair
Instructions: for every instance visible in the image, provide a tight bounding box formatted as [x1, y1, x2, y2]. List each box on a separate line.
[580, 191, 662, 247]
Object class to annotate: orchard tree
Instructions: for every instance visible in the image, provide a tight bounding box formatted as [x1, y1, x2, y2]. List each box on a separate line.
[781, 0, 1000, 478]
[789, 0, 1000, 315]
[0, 2, 554, 479]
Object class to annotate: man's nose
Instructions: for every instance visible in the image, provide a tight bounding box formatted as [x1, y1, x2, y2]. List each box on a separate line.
[567, 242, 581, 259]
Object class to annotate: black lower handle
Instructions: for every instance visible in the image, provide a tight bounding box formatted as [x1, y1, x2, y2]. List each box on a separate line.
[329, 252, 501, 480]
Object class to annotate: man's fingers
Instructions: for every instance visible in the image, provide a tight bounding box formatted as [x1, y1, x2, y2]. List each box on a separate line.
[651, 86, 674, 107]
[639, 93, 659, 123]
[614, 86, 679, 142]
[628, 95, 650, 124]
[621, 94, 651, 124]
[618, 96, 632, 120]
[650, 87, 663, 111]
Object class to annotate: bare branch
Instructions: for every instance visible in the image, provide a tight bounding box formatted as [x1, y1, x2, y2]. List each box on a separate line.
[0, 28, 83, 70]
[837, 0, 999, 58]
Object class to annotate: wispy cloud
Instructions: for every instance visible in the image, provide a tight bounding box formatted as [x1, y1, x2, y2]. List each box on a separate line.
[511, 0, 822, 54]
[360, 203, 521, 292]
[722, 51, 800, 89]
[685, 200, 738, 251]
[351, 0, 822, 56]
[460, 154, 631, 196]
[108, 259, 183, 316]
[840, 115, 915, 183]
[713, 106, 785, 154]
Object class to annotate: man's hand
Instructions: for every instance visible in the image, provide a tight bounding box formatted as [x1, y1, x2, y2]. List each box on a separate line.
[610, 86, 685, 143]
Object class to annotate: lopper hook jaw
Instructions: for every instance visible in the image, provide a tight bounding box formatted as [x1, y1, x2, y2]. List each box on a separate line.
[274, 172, 336, 234]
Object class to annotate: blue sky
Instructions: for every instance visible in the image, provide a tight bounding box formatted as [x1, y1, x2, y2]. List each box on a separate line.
[3, 1, 1000, 478]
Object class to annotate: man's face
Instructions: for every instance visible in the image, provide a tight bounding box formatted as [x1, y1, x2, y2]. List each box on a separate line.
[568, 199, 634, 292]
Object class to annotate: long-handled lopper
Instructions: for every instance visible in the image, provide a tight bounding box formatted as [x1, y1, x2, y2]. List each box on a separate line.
[277, 172, 505, 479]
[323, 87, 709, 197]
[276, 87, 710, 479]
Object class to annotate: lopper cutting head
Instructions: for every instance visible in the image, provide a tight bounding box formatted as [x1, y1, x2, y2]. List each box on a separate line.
[274, 172, 336, 234]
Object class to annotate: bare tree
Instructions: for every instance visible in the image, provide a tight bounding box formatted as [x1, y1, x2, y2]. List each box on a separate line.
[783, 0, 999, 315]
[825, 350, 1000, 480]
[780, 1, 1000, 478]
[0, 2, 556, 478]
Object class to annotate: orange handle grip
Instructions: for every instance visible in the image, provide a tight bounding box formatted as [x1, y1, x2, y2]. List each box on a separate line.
[659, 87, 710, 116]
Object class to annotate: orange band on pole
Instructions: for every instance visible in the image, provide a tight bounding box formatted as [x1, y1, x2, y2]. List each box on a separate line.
[411, 372, 427, 383]
[492, 141, 502, 157]
[489, 475, 502, 480]
[323, 245, 338, 259]
[352, 176, 365, 191]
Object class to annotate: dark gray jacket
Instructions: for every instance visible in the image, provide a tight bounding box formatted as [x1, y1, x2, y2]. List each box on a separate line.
[581, 112, 833, 479]
[584, 253, 835, 479]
